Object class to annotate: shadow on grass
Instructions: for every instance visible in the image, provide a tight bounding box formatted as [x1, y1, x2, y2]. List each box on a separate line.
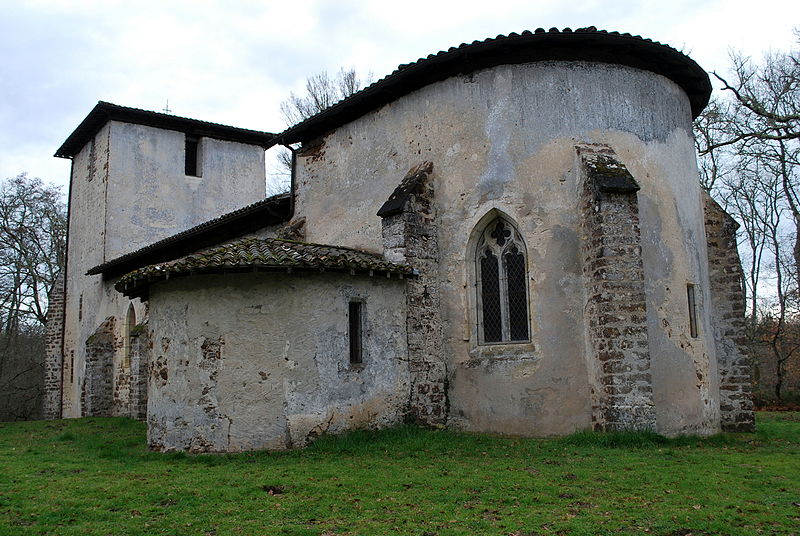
[44, 417, 150, 462]
[56, 431, 76, 441]
[558, 428, 743, 449]
[37, 412, 798, 466]
[308, 424, 440, 455]
[307, 423, 749, 457]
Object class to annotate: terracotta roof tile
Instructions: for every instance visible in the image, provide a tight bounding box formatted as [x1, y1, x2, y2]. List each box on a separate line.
[116, 237, 412, 299]
[269, 26, 711, 146]
[57, 101, 275, 159]
[88, 193, 291, 278]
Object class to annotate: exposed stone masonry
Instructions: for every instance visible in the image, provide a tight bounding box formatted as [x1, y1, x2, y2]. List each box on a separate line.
[110, 320, 151, 419]
[112, 357, 131, 417]
[82, 317, 116, 417]
[43, 273, 65, 419]
[704, 193, 755, 432]
[51, 33, 751, 449]
[578, 145, 656, 431]
[129, 326, 150, 420]
[379, 162, 447, 424]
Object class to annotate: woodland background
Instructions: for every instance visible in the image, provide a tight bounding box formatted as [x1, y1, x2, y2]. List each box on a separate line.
[1, 35, 798, 420]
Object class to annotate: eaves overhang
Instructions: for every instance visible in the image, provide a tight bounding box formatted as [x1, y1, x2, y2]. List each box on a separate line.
[56, 101, 276, 159]
[87, 193, 291, 279]
[269, 26, 712, 148]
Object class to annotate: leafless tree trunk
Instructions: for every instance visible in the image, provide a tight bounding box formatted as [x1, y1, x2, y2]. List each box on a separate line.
[694, 35, 800, 400]
[0, 173, 66, 421]
[278, 67, 372, 126]
[268, 67, 373, 194]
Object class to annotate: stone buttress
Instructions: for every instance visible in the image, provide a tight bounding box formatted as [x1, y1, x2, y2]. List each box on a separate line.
[378, 162, 448, 424]
[43, 273, 65, 419]
[578, 145, 656, 431]
[704, 194, 755, 432]
[128, 324, 150, 420]
[82, 317, 116, 416]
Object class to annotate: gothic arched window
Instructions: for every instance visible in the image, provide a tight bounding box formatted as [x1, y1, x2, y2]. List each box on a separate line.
[475, 217, 529, 344]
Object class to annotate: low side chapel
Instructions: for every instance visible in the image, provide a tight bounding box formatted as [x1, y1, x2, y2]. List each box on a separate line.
[44, 27, 755, 452]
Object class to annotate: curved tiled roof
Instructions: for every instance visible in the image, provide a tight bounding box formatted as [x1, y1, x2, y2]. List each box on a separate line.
[116, 236, 413, 299]
[270, 27, 711, 147]
[56, 101, 275, 159]
[88, 193, 291, 278]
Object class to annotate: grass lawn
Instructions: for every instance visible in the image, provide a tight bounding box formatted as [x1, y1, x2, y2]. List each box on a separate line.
[0, 413, 798, 536]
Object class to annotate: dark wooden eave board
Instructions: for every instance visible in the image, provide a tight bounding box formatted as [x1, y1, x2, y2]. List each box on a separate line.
[269, 28, 712, 147]
[88, 194, 291, 279]
[120, 264, 412, 301]
[56, 101, 276, 158]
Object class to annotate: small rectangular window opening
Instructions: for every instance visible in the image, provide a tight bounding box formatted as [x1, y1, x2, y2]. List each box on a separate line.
[687, 284, 698, 338]
[185, 136, 200, 176]
[87, 138, 96, 181]
[348, 301, 363, 365]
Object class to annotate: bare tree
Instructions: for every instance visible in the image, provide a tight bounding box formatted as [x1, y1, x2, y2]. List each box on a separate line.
[713, 48, 800, 283]
[268, 67, 372, 194]
[693, 97, 737, 193]
[0, 173, 66, 420]
[694, 35, 800, 400]
[711, 51, 799, 148]
[279, 67, 370, 126]
[0, 174, 66, 329]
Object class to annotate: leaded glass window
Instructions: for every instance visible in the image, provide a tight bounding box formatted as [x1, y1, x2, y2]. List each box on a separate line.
[475, 218, 529, 344]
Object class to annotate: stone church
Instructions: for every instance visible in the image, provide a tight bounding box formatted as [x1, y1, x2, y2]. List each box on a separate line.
[44, 27, 755, 452]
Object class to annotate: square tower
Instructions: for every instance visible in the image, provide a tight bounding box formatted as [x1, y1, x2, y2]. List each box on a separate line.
[50, 102, 273, 418]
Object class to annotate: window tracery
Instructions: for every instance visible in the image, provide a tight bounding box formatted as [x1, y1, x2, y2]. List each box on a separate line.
[475, 218, 529, 344]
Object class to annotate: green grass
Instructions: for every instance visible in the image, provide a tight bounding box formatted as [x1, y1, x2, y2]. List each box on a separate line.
[0, 413, 798, 535]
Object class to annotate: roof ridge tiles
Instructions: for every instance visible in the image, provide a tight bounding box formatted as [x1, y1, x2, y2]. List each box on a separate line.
[268, 27, 710, 147]
[115, 236, 414, 299]
[57, 101, 276, 158]
[87, 193, 291, 278]
[94, 101, 274, 136]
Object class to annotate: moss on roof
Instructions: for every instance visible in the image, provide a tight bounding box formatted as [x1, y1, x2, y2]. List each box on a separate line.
[116, 237, 413, 299]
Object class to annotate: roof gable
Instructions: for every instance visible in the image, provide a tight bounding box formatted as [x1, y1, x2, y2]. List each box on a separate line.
[56, 101, 275, 158]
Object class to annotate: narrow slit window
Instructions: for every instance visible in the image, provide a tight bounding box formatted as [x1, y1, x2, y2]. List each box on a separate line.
[348, 301, 363, 365]
[124, 304, 136, 369]
[185, 136, 200, 176]
[687, 284, 698, 338]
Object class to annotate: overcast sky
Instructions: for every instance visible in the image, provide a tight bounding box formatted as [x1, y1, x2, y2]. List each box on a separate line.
[1, 0, 798, 193]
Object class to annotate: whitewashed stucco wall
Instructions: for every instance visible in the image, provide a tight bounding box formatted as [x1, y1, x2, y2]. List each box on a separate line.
[293, 61, 719, 436]
[61, 122, 266, 417]
[146, 272, 409, 452]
